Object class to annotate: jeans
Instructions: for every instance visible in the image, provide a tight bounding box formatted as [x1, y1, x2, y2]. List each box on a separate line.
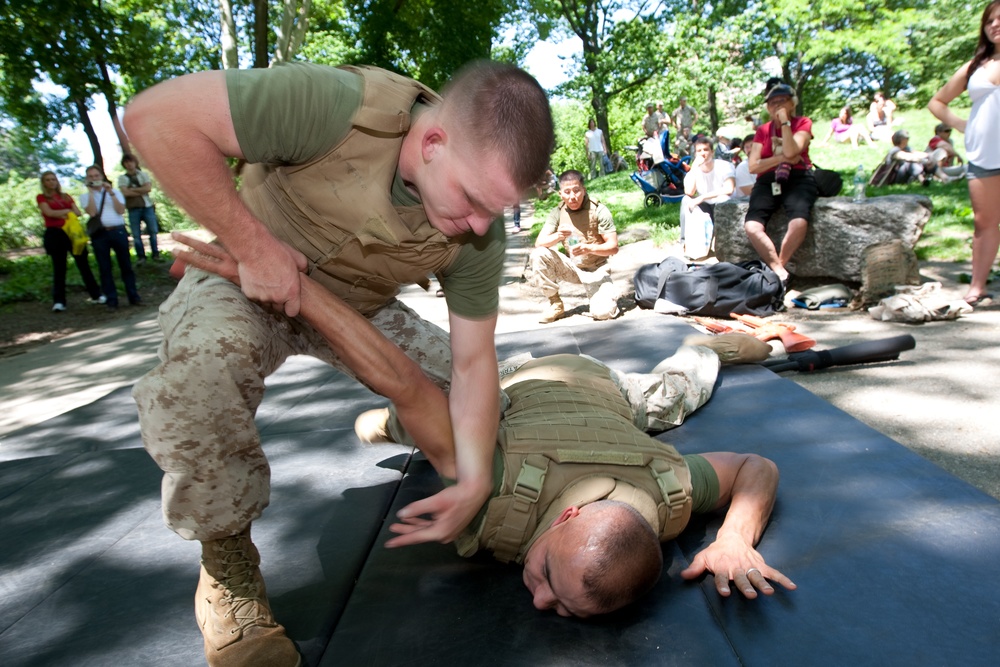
[91, 226, 140, 307]
[127, 206, 159, 259]
[43, 226, 101, 305]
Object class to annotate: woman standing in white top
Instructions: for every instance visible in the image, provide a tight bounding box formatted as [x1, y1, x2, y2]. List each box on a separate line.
[584, 118, 609, 180]
[929, 0, 1000, 306]
[80, 164, 141, 309]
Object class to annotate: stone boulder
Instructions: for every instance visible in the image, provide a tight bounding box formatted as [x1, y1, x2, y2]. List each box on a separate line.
[714, 195, 932, 282]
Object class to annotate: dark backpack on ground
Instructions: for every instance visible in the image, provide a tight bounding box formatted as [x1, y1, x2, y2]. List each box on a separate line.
[633, 258, 784, 317]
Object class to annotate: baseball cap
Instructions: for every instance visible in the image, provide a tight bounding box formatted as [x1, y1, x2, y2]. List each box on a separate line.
[765, 84, 794, 102]
[892, 129, 909, 145]
[935, 123, 951, 133]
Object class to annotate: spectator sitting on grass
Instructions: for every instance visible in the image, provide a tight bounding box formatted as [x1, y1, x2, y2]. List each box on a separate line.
[816, 106, 872, 149]
[925, 123, 967, 181]
[885, 130, 941, 186]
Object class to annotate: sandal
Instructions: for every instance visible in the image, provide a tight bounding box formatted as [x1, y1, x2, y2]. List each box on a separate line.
[964, 293, 994, 307]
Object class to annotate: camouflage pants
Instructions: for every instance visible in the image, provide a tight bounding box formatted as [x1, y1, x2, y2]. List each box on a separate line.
[497, 345, 719, 432]
[529, 247, 617, 320]
[132, 269, 452, 541]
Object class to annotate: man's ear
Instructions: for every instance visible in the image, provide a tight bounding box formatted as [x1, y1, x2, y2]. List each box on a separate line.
[421, 125, 447, 162]
[551, 506, 582, 527]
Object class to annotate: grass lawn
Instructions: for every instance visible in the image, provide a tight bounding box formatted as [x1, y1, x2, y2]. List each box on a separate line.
[532, 106, 975, 263]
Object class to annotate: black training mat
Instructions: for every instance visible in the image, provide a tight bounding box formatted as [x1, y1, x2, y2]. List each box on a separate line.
[0, 356, 412, 667]
[2, 320, 999, 666]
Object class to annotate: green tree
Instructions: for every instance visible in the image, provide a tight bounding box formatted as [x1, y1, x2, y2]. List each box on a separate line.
[0, 172, 47, 251]
[344, 0, 509, 89]
[0, 124, 76, 181]
[535, 1, 667, 154]
[0, 0, 216, 168]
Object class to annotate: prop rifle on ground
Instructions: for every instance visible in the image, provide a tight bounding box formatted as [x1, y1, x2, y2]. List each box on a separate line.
[761, 335, 917, 373]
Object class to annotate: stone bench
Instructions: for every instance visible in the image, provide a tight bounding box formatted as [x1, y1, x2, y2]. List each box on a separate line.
[714, 195, 932, 282]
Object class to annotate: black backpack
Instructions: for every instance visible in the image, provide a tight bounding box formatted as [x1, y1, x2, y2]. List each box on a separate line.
[633, 258, 784, 317]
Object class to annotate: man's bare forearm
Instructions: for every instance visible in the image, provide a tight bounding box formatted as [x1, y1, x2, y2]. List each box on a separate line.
[297, 276, 455, 475]
[714, 454, 779, 547]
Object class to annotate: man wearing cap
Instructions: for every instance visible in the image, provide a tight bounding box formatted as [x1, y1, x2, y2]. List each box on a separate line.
[886, 129, 941, 185]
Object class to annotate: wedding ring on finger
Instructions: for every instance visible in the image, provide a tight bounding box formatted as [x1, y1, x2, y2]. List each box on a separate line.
[745, 568, 761, 578]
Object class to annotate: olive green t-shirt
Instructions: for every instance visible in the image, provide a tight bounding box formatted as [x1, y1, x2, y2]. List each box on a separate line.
[225, 61, 505, 318]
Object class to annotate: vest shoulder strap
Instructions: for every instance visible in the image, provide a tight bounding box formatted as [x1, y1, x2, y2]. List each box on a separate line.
[489, 453, 549, 563]
[339, 65, 441, 136]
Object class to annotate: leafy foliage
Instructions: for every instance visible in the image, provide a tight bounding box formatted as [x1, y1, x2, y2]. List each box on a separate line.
[0, 173, 44, 251]
[342, 0, 508, 89]
[0, 125, 76, 181]
[0, 253, 53, 303]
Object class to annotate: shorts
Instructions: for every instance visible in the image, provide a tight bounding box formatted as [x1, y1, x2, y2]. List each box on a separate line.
[967, 162, 1000, 180]
[745, 170, 819, 226]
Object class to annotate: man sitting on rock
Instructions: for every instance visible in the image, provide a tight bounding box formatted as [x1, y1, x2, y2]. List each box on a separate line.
[529, 170, 619, 323]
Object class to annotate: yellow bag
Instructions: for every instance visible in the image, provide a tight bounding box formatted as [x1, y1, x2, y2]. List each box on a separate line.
[62, 211, 88, 256]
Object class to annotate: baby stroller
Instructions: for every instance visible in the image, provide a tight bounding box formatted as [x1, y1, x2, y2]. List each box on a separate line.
[627, 134, 692, 206]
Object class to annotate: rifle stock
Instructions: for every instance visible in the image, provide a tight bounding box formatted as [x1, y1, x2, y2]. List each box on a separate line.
[730, 313, 816, 353]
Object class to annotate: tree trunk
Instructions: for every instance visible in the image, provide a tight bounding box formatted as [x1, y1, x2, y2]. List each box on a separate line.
[97, 58, 131, 157]
[220, 0, 239, 69]
[707, 86, 719, 135]
[254, 0, 268, 68]
[274, 0, 312, 63]
[74, 98, 102, 169]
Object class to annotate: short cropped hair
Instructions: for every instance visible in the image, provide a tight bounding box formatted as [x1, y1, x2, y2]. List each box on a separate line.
[693, 136, 714, 150]
[441, 61, 554, 192]
[580, 501, 663, 612]
[558, 169, 585, 187]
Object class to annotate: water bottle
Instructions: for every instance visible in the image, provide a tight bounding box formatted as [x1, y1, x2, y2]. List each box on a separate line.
[566, 235, 583, 265]
[853, 164, 866, 203]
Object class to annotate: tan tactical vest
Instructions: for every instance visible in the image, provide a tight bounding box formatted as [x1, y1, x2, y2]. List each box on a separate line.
[558, 197, 609, 272]
[238, 66, 464, 316]
[461, 354, 693, 564]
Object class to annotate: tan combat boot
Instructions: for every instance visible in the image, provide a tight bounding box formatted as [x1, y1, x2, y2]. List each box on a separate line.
[354, 407, 397, 444]
[196, 529, 301, 667]
[539, 296, 564, 324]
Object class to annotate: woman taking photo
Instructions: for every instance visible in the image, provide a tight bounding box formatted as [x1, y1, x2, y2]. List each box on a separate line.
[745, 83, 818, 284]
[929, 1, 1000, 307]
[81, 164, 141, 310]
[35, 171, 104, 312]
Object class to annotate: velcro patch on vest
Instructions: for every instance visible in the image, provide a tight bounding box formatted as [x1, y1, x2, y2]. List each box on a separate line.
[555, 449, 644, 466]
